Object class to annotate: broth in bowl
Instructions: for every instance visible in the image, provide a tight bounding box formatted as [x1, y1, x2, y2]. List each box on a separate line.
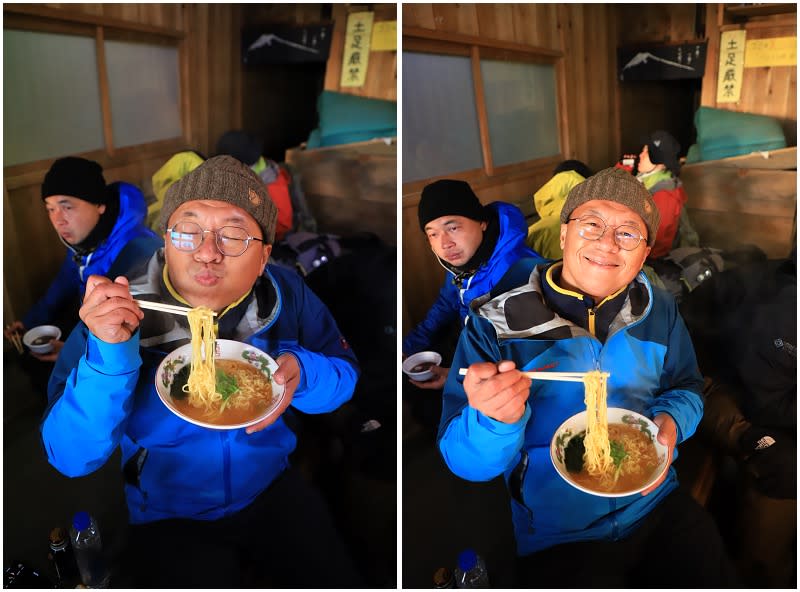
[170, 359, 276, 426]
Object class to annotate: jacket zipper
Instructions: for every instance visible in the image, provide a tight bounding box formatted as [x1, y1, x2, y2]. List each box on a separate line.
[221, 431, 232, 511]
[588, 307, 596, 337]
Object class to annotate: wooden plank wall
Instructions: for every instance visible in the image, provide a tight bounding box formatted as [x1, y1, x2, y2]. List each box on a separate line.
[1, 3, 308, 324]
[401, 3, 620, 337]
[323, 3, 397, 101]
[701, 5, 797, 145]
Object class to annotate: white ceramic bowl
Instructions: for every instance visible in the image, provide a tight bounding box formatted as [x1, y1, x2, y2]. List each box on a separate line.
[155, 339, 285, 430]
[550, 407, 669, 497]
[22, 325, 62, 354]
[402, 351, 442, 381]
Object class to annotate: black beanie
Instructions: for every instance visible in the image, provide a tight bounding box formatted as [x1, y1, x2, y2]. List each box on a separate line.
[216, 130, 262, 166]
[418, 179, 486, 231]
[41, 157, 108, 204]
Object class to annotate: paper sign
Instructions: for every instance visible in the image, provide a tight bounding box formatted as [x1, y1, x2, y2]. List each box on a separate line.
[717, 30, 746, 103]
[371, 21, 397, 51]
[745, 37, 797, 67]
[340, 11, 374, 88]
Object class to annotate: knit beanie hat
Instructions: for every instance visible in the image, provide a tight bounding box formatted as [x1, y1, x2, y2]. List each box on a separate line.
[643, 130, 680, 175]
[41, 157, 109, 204]
[159, 155, 278, 244]
[418, 179, 486, 230]
[560, 167, 660, 247]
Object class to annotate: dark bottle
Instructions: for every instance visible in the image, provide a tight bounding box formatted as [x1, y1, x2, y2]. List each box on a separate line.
[48, 527, 79, 587]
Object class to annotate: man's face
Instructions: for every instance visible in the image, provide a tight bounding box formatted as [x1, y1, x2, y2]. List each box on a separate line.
[424, 215, 487, 267]
[638, 144, 658, 174]
[559, 199, 651, 301]
[44, 195, 105, 245]
[164, 200, 271, 312]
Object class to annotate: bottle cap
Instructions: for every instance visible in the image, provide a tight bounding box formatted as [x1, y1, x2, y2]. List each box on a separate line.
[458, 549, 478, 571]
[433, 566, 454, 588]
[49, 527, 66, 545]
[72, 511, 90, 531]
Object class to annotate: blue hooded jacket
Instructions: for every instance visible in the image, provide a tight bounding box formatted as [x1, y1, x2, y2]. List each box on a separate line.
[438, 257, 704, 555]
[403, 201, 537, 355]
[41, 253, 359, 524]
[23, 182, 159, 328]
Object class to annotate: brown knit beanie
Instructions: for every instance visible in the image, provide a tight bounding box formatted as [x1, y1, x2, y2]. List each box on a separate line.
[159, 155, 278, 243]
[560, 167, 660, 247]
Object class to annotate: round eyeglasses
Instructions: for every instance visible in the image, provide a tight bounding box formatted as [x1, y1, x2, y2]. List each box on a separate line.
[567, 215, 645, 251]
[167, 221, 263, 257]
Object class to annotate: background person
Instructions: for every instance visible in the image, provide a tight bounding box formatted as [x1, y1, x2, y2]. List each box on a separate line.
[403, 179, 536, 430]
[439, 167, 739, 587]
[40, 156, 363, 588]
[4, 157, 158, 407]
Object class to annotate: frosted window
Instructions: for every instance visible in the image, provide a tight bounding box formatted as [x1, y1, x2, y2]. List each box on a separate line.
[3, 30, 104, 166]
[481, 60, 560, 167]
[402, 52, 483, 183]
[105, 40, 181, 148]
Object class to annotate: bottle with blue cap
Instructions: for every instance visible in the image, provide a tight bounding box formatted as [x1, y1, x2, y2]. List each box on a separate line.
[69, 511, 110, 588]
[454, 548, 489, 588]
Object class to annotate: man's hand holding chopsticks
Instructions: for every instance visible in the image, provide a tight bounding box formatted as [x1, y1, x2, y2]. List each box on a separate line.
[80, 275, 144, 344]
[462, 360, 532, 424]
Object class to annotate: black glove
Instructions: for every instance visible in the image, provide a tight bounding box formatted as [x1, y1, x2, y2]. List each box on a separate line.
[738, 426, 796, 499]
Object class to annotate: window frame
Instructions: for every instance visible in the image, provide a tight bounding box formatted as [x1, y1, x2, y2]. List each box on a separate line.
[3, 4, 188, 176]
[403, 27, 569, 193]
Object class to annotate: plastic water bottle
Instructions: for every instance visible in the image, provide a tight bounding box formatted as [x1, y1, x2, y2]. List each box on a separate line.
[70, 512, 110, 588]
[454, 549, 489, 588]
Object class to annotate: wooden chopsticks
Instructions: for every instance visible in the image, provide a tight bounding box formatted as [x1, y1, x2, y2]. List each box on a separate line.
[133, 299, 216, 317]
[457, 368, 609, 382]
[5, 326, 23, 354]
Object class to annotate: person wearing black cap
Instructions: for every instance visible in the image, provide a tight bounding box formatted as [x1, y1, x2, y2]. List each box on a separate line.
[403, 179, 536, 392]
[4, 157, 159, 363]
[632, 130, 698, 259]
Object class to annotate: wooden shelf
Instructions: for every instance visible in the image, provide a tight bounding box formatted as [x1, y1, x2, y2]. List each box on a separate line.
[725, 3, 797, 21]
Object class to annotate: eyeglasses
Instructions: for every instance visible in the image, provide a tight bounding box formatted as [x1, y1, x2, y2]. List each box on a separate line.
[567, 215, 645, 251]
[167, 221, 263, 257]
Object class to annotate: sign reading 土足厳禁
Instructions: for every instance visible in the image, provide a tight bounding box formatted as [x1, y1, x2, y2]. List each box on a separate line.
[618, 41, 707, 81]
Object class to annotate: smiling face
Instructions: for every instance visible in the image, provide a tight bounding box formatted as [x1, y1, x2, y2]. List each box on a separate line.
[559, 199, 651, 301]
[164, 200, 271, 312]
[424, 215, 487, 267]
[44, 195, 105, 245]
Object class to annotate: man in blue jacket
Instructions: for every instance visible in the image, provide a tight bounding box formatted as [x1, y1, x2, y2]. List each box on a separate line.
[440, 167, 738, 587]
[41, 156, 362, 587]
[4, 157, 159, 362]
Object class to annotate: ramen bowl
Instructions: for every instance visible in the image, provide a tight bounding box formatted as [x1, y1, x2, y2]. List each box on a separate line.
[22, 325, 62, 354]
[155, 339, 285, 430]
[550, 408, 669, 498]
[402, 351, 442, 382]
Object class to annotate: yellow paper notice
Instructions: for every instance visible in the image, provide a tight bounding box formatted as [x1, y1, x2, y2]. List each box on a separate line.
[340, 11, 374, 88]
[371, 21, 397, 52]
[717, 30, 746, 103]
[745, 37, 797, 68]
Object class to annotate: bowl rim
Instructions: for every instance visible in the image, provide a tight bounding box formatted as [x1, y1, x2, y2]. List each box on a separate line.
[22, 324, 62, 345]
[155, 339, 285, 430]
[550, 407, 669, 498]
[402, 350, 442, 375]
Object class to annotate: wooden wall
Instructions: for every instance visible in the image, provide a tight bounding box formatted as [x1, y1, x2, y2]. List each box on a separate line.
[324, 3, 397, 101]
[701, 4, 797, 145]
[402, 3, 620, 337]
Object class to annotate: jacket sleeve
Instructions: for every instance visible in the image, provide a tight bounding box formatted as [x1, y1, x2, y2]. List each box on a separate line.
[648, 297, 704, 444]
[402, 279, 460, 355]
[22, 255, 81, 329]
[278, 281, 359, 415]
[40, 325, 141, 477]
[437, 314, 530, 482]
